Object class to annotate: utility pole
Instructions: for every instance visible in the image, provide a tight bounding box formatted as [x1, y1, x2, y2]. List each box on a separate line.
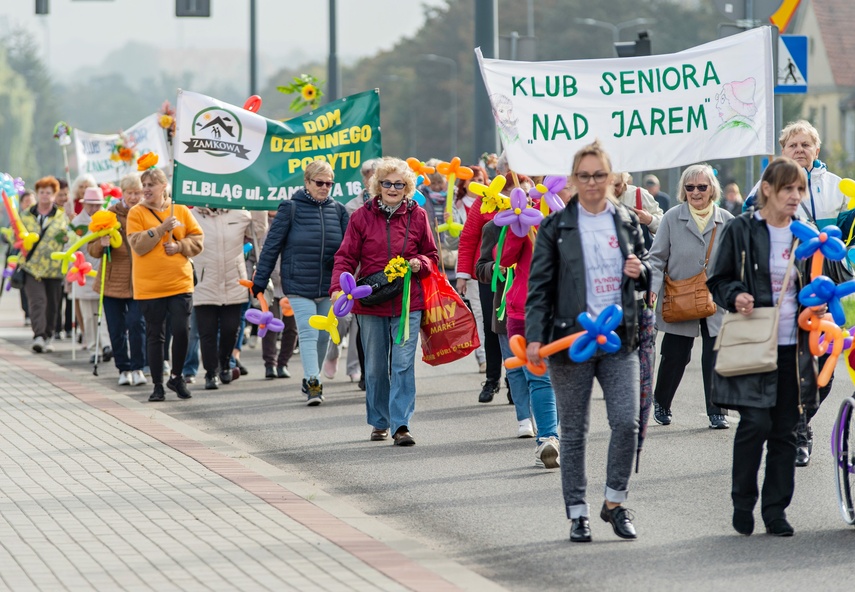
[473, 0, 498, 161]
[327, 0, 341, 103]
[249, 0, 257, 95]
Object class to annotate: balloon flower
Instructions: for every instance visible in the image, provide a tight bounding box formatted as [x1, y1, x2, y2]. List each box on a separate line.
[494, 187, 543, 238]
[1, 186, 38, 254]
[468, 176, 510, 214]
[407, 158, 435, 207]
[243, 95, 263, 113]
[309, 307, 340, 345]
[504, 305, 624, 375]
[51, 210, 122, 275]
[333, 272, 373, 317]
[529, 175, 567, 214]
[238, 279, 284, 338]
[65, 252, 95, 286]
[137, 152, 159, 172]
[841, 178, 855, 211]
[798, 275, 855, 326]
[435, 157, 473, 237]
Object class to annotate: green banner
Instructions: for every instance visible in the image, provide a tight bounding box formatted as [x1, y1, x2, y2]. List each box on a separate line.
[172, 89, 382, 210]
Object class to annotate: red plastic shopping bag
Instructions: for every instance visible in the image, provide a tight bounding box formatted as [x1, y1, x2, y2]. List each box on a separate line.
[420, 265, 481, 366]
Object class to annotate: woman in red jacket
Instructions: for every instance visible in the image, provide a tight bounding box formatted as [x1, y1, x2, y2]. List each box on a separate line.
[456, 171, 532, 403]
[331, 157, 438, 446]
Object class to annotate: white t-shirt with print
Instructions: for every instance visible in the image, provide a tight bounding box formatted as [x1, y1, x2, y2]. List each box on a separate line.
[578, 202, 624, 317]
[766, 222, 799, 345]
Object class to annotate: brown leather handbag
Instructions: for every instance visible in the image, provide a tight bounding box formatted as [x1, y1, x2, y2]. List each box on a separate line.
[661, 225, 717, 323]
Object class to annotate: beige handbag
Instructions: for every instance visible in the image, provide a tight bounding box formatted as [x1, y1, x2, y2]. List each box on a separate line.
[713, 242, 798, 377]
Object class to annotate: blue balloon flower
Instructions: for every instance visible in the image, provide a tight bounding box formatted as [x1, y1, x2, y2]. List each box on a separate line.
[798, 276, 855, 325]
[568, 304, 623, 363]
[413, 174, 426, 206]
[791, 220, 847, 262]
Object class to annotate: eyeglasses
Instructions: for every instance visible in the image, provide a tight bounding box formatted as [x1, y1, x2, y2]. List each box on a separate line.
[380, 180, 406, 190]
[312, 179, 334, 188]
[684, 184, 709, 192]
[575, 172, 609, 184]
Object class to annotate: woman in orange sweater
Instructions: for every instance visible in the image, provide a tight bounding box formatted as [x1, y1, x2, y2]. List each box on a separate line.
[127, 168, 203, 402]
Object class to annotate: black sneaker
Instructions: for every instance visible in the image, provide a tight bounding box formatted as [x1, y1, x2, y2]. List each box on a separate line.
[235, 360, 248, 376]
[795, 446, 810, 467]
[205, 375, 219, 390]
[276, 365, 291, 378]
[306, 378, 324, 406]
[265, 366, 276, 379]
[102, 346, 112, 363]
[358, 377, 366, 391]
[302, 378, 309, 395]
[653, 402, 672, 426]
[166, 375, 192, 399]
[708, 414, 729, 429]
[478, 380, 500, 403]
[148, 384, 165, 402]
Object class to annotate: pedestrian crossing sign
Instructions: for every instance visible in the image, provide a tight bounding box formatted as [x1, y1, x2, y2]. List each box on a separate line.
[776, 35, 807, 94]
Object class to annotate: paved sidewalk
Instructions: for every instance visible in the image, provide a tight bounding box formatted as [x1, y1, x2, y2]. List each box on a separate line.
[0, 338, 506, 591]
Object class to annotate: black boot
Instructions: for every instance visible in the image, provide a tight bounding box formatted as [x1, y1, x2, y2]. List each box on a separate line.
[478, 380, 499, 403]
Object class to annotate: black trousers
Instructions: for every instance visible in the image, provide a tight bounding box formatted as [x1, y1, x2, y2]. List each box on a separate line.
[261, 298, 298, 368]
[653, 318, 723, 416]
[195, 304, 243, 378]
[731, 345, 800, 524]
[55, 294, 72, 334]
[478, 281, 502, 383]
[140, 294, 192, 386]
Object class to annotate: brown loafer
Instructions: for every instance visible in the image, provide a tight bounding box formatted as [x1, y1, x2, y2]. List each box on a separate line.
[393, 430, 415, 446]
[370, 428, 389, 441]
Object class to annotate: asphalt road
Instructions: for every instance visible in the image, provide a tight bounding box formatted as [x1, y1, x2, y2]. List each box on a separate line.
[7, 316, 855, 592]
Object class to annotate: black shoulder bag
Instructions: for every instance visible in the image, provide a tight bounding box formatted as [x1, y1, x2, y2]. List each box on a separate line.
[357, 209, 413, 306]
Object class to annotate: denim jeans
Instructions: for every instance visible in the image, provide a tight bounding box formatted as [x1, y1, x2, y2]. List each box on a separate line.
[183, 307, 200, 377]
[102, 296, 146, 373]
[498, 333, 559, 442]
[289, 295, 332, 381]
[358, 311, 422, 435]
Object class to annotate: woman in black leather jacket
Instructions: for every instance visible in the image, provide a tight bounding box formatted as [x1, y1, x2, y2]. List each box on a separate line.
[526, 141, 649, 543]
[707, 156, 819, 537]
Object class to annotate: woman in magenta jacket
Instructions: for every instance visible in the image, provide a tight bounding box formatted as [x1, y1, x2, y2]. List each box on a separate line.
[331, 157, 438, 446]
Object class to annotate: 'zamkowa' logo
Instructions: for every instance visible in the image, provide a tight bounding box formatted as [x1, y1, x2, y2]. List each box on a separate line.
[184, 107, 251, 159]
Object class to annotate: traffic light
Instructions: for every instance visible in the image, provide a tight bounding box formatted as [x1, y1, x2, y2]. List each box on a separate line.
[35, 0, 49, 14]
[176, 0, 211, 17]
[615, 31, 652, 57]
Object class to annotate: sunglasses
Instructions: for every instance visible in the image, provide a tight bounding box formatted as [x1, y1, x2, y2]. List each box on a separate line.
[575, 172, 609, 184]
[312, 179, 334, 188]
[684, 184, 709, 192]
[380, 180, 406, 190]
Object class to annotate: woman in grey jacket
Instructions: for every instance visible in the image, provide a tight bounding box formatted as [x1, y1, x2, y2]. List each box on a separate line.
[648, 164, 733, 429]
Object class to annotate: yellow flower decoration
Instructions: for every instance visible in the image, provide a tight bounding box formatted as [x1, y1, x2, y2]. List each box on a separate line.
[470, 176, 511, 214]
[88, 210, 120, 233]
[159, 114, 174, 129]
[384, 256, 410, 281]
[137, 152, 159, 171]
[301, 84, 317, 102]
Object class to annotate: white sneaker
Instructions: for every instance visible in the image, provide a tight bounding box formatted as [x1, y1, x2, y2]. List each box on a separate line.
[32, 336, 45, 353]
[118, 371, 132, 386]
[535, 436, 560, 469]
[322, 357, 338, 380]
[248, 335, 258, 349]
[163, 361, 171, 374]
[44, 338, 55, 353]
[518, 418, 535, 439]
[131, 370, 148, 386]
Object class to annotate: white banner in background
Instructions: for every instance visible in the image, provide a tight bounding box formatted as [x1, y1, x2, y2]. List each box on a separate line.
[73, 114, 170, 183]
[476, 27, 775, 174]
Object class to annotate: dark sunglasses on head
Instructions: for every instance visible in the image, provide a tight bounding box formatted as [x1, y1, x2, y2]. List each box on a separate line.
[685, 184, 709, 192]
[312, 179, 334, 188]
[380, 180, 406, 190]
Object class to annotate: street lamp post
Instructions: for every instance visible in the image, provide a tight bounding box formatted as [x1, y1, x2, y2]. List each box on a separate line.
[420, 54, 458, 158]
[573, 17, 656, 51]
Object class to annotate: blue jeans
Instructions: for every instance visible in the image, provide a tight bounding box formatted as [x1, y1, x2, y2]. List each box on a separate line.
[498, 333, 559, 443]
[289, 295, 332, 381]
[102, 296, 145, 372]
[358, 311, 422, 435]
[183, 307, 200, 377]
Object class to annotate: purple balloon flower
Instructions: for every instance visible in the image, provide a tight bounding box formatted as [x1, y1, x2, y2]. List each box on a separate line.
[494, 187, 544, 237]
[333, 272, 373, 317]
[245, 308, 285, 338]
[13, 177, 25, 197]
[529, 176, 566, 212]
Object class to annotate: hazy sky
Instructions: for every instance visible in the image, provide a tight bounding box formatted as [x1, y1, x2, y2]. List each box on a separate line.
[2, 0, 448, 79]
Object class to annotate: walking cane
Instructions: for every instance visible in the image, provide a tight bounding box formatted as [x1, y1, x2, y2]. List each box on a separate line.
[93, 250, 107, 376]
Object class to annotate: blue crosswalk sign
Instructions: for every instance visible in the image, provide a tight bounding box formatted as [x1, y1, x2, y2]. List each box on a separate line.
[776, 35, 808, 95]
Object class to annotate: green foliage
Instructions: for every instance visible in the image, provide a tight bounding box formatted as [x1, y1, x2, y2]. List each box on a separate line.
[0, 46, 37, 179]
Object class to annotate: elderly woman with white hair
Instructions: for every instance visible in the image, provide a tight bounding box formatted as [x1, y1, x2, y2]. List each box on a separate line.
[330, 157, 438, 446]
[252, 160, 349, 406]
[648, 164, 734, 429]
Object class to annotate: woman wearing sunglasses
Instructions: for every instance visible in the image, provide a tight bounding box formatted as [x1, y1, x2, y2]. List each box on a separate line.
[648, 165, 734, 429]
[253, 160, 349, 406]
[331, 157, 438, 446]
